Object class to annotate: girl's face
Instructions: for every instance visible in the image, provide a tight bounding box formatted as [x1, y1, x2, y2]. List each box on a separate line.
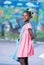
[22, 12, 29, 22]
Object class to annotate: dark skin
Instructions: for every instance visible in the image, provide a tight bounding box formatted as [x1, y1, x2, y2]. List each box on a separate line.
[19, 12, 34, 65]
[28, 28, 34, 40]
[22, 12, 34, 40]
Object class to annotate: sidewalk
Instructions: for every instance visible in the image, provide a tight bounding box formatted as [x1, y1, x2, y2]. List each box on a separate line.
[0, 41, 44, 65]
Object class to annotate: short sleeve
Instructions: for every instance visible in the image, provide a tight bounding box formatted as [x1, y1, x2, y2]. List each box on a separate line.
[26, 23, 32, 29]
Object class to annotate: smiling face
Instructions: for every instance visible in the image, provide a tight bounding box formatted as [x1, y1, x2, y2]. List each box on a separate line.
[22, 11, 32, 23]
[22, 12, 29, 22]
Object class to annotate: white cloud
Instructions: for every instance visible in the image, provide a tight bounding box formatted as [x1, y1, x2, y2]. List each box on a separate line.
[17, 3, 23, 6]
[4, 1, 12, 4]
[26, 2, 38, 7]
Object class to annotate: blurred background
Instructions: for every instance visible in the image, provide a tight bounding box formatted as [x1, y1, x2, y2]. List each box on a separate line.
[0, 0, 44, 42]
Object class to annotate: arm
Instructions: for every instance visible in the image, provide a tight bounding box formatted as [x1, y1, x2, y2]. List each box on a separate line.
[28, 28, 34, 40]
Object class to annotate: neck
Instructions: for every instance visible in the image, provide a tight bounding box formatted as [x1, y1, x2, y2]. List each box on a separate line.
[25, 20, 29, 24]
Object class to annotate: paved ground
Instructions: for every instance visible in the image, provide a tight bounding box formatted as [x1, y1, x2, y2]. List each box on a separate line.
[0, 41, 44, 65]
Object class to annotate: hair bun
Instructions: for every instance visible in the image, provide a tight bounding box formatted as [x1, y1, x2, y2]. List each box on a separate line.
[26, 8, 33, 14]
[26, 8, 29, 11]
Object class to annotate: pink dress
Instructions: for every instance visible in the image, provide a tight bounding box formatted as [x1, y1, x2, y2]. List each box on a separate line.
[17, 23, 34, 58]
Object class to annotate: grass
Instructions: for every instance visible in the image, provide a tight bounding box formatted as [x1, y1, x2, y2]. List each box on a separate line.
[0, 30, 44, 40]
[0, 31, 19, 40]
[0, 31, 3, 39]
[5, 32, 19, 40]
[36, 30, 44, 39]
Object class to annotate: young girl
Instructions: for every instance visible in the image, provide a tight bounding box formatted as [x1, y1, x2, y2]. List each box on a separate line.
[13, 9, 34, 65]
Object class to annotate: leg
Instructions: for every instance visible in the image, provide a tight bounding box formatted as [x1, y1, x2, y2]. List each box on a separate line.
[25, 57, 28, 65]
[19, 58, 26, 65]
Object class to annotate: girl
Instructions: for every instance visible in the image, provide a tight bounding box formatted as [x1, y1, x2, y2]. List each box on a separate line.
[13, 9, 34, 65]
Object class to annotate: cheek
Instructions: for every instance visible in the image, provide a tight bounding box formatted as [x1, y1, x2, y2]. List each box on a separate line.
[26, 17, 28, 19]
[25, 17, 29, 21]
[22, 15, 29, 21]
[23, 16, 28, 19]
[24, 17, 27, 21]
